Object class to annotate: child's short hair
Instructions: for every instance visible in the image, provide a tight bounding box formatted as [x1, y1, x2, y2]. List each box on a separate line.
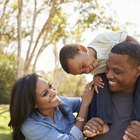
[59, 44, 80, 73]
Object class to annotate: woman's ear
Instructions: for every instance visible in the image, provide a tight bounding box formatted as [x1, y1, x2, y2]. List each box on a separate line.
[77, 45, 87, 52]
[35, 104, 37, 108]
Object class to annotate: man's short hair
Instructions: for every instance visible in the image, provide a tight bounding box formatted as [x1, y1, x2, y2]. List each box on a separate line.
[111, 42, 140, 66]
[59, 44, 79, 73]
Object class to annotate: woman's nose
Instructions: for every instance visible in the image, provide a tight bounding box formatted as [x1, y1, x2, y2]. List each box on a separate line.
[50, 89, 57, 97]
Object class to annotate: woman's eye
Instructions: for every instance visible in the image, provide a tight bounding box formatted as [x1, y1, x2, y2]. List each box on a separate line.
[42, 91, 49, 96]
[49, 83, 55, 90]
[49, 83, 52, 88]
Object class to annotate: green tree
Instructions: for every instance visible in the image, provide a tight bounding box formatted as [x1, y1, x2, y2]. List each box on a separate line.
[40, 68, 87, 97]
[0, 49, 17, 103]
[0, 0, 121, 77]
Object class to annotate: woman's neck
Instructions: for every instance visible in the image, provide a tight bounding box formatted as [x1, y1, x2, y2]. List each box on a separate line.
[38, 108, 56, 120]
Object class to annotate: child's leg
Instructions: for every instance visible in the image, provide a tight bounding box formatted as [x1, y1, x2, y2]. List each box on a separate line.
[132, 76, 140, 121]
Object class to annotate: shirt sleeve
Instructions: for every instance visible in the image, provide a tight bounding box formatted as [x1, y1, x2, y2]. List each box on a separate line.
[21, 122, 84, 140]
[59, 96, 82, 113]
[87, 30, 128, 75]
[88, 30, 128, 50]
[45, 125, 84, 140]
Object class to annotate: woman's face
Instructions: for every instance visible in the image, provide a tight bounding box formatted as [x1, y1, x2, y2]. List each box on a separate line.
[35, 77, 60, 113]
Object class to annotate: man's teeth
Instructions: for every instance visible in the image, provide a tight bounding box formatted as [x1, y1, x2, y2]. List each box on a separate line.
[109, 81, 116, 85]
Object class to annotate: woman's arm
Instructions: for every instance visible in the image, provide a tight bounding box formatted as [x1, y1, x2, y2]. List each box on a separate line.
[75, 82, 94, 130]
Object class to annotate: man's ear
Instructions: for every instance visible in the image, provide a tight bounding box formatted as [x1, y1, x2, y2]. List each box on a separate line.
[136, 65, 140, 78]
[77, 45, 87, 52]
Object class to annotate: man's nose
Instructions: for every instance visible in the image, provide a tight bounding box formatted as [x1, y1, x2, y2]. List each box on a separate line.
[106, 70, 114, 80]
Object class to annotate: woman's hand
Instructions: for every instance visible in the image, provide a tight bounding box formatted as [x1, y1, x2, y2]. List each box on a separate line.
[81, 81, 94, 107]
[83, 117, 109, 137]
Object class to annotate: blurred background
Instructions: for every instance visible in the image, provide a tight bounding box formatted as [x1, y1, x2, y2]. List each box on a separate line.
[0, 0, 140, 139]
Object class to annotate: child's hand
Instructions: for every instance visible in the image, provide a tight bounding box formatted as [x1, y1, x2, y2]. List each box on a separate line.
[93, 75, 104, 93]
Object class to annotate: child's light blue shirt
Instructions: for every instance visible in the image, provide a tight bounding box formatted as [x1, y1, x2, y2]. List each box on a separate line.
[21, 96, 84, 140]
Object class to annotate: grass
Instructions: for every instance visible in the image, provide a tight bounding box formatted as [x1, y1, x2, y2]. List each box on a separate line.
[0, 105, 12, 140]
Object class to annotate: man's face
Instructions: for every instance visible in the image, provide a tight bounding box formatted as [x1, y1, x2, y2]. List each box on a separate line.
[106, 53, 140, 93]
[67, 51, 98, 75]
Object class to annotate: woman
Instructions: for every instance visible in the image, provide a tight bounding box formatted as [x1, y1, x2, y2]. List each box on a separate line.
[8, 73, 94, 140]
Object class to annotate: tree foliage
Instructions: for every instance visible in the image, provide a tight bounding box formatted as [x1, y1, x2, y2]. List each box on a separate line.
[0, 0, 123, 102]
[0, 49, 17, 103]
[41, 69, 87, 97]
[0, 0, 120, 76]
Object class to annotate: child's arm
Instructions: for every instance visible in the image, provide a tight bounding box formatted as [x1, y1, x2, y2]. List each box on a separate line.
[93, 75, 104, 93]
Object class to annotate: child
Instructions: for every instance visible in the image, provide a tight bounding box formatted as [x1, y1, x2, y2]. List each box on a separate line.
[59, 30, 139, 90]
[59, 30, 140, 136]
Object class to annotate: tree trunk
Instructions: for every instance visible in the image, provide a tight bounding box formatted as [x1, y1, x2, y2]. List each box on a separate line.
[24, 0, 64, 74]
[17, 0, 23, 78]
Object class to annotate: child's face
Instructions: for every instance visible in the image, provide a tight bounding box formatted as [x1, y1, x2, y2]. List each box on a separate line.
[67, 51, 98, 75]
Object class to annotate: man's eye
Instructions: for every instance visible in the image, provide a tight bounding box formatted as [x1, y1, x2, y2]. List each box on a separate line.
[114, 69, 122, 75]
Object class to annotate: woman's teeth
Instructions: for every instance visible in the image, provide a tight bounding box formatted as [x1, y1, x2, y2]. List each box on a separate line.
[51, 96, 59, 103]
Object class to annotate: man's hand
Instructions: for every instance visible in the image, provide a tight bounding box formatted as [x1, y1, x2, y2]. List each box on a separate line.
[83, 117, 109, 137]
[123, 120, 140, 140]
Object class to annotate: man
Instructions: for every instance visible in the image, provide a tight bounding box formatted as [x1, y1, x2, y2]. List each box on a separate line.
[83, 42, 140, 140]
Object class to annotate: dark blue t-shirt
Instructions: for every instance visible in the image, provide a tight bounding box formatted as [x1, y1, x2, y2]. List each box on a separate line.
[89, 92, 133, 140]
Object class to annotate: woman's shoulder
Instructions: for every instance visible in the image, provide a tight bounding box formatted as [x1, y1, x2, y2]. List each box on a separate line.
[21, 113, 52, 136]
[59, 96, 81, 105]
[21, 116, 55, 139]
[59, 96, 81, 113]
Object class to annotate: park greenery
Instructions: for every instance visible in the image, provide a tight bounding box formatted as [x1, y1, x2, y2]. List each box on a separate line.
[0, 0, 123, 103]
[0, 0, 138, 139]
[0, 105, 11, 140]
